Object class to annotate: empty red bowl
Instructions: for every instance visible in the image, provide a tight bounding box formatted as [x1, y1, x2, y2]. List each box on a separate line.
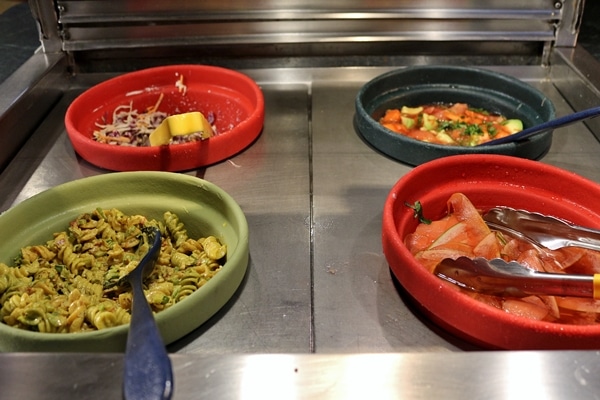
[382, 154, 600, 349]
[65, 65, 264, 171]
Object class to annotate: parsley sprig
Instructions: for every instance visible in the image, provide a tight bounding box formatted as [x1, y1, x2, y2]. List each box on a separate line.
[405, 201, 431, 224]
[438, 120, 483, 136]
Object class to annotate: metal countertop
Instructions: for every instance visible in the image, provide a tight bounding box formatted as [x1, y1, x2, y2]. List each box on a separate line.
[2, 48, 600, 397]
[3, 351, 600, 399]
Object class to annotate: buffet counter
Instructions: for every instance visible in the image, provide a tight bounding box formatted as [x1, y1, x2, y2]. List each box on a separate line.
[2, 1, 600, 398]
[2, 52, 600, 398]
[3, 351, 600, 399]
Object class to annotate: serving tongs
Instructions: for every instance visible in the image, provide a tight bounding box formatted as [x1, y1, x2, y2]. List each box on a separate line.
[434, 207, 600, 298]
[483, 206, 600, 252]
[435, 257, 600, 299]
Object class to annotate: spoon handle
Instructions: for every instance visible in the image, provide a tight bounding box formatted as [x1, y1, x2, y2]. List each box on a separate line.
[123, 280, 174, 400]
[482, 105, 600, 145]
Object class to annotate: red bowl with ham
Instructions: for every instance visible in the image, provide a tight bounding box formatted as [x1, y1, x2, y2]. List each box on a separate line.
[65, 64, 264, 171]
[382, 154, 600, 349]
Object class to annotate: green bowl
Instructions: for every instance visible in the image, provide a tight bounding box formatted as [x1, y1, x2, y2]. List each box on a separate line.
[0, 172, 248, 352]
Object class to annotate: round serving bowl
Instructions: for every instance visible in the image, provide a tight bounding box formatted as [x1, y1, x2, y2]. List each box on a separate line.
[383, 154, 600, 350]
[65, 64, 264, 172]
[0, 172, 248, 352]
[355, 65, 555, 166]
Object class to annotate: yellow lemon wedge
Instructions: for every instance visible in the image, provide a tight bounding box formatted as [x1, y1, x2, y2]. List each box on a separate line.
[149, 112, 213, 146]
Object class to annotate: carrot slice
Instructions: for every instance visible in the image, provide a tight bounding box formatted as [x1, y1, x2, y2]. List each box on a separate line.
[473, 231, 502, 259]
[565, 248, 600, 274]
[405, 215, 460, 254]
[556, 298, 600, 313]
[517, 249, 545, 272]
[446, 193, 491, 244]
[521, 295, 560, 320]
[503, 299, 549, 320]
[428, 222, 469, 249]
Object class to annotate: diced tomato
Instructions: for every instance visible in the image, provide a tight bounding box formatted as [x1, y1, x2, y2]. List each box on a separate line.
[408, 129, 441, 143]
[380, 109, 402, 123]
[422, 105, 437, 114]
[382, 122, 410, 135]
[448, 103, 468, 116]
[379, 103, 521, 146]
[464, 109, 483, 125]
[442, 110, 460, 121]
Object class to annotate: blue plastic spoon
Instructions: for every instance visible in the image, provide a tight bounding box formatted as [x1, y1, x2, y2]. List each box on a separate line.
[481, 105, 600, 146]
[123, 227, 173, 400]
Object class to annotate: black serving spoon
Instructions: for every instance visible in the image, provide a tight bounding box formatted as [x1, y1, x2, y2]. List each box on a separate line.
[481, 105, 600, 146]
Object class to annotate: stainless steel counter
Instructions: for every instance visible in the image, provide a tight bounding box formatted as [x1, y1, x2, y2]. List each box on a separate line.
[3, 46, 600, 397]
[3, 351, 600, 399]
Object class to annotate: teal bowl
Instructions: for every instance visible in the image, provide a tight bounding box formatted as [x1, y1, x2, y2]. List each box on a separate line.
[0, 172, 248, 352]
[355, 65, 556, 165]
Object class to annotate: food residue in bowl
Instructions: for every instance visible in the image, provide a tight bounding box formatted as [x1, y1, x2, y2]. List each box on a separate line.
[405, 192, 600, 324]
[380, 103, 523, 146]
[175, 73, 187, 95]
[0, 208, 226, 333]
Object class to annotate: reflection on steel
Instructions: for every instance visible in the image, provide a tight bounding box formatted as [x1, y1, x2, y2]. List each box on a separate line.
[1, 352, 600, 399]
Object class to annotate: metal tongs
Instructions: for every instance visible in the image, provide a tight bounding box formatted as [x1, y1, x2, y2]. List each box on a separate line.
[434, 207, 600, 298]
[435, 257, 600, 299]
[483, 206, 600, 251]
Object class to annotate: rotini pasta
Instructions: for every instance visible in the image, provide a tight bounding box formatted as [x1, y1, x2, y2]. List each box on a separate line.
[0, 208, 226, 333]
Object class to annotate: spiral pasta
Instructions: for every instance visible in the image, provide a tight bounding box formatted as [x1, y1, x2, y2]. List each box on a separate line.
[0, 208, 226, 333]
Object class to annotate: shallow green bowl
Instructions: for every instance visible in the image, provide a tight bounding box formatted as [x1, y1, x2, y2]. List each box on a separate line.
[0, 172, 249, 352]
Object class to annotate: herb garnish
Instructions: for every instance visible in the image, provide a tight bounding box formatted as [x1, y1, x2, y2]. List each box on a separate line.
[405, 201, 432, 224]
[438, 120, 483, 136]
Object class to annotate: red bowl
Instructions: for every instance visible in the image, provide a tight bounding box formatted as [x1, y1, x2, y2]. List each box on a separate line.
[382, 154, 600, 350]
[65, 65, 264, 171]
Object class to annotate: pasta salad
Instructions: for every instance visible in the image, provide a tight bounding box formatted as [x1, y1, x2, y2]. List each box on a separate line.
[0, 208, 226, 333]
